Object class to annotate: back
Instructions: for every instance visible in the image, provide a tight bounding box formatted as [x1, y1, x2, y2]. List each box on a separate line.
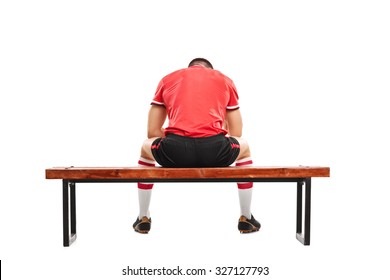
[151, 65, 239, 137]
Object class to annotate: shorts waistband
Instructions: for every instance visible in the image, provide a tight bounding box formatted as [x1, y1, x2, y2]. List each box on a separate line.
[165, 133, 226, 140]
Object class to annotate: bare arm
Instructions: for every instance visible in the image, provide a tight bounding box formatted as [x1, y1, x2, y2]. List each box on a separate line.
[225, 109, 243, 137]
[147, 105, 167, 138]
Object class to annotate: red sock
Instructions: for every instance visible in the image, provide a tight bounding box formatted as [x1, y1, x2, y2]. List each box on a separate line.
[236, 157, 253, 189]
[137, 157, 155, 189]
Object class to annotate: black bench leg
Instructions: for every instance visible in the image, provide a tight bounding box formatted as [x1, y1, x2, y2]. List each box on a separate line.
[296, 178, 311, 245]
[63, 180, 77, 247]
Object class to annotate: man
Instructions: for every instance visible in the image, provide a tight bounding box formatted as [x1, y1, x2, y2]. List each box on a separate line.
[133, 58, 260, 234]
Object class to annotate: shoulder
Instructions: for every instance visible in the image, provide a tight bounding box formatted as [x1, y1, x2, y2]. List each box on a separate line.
[161, 68, 187, 81]
[213, 69, 235, 85]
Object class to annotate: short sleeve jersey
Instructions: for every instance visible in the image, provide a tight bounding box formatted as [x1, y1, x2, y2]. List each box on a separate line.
[151, 65, 240, 137]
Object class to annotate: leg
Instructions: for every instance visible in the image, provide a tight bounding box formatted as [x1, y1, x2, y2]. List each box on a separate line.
[235, 156, 254, 219]
[134, 138, 158, 233]
[70, 182, 77, 238]
[296, 181, 303, 235]
[232, 137, 253, 219]
[63, 180, 77, 247]
[138, 138, 158, 218]
[230, 137, 260, 233]
[296, 178, 311, 245]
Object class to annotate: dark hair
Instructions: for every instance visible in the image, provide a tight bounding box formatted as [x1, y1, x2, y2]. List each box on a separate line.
[188, 58, 213, 69]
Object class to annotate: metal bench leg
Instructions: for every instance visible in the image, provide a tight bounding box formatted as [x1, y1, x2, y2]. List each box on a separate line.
[296, 178, 311, 245]
[63, 180, 77, 247]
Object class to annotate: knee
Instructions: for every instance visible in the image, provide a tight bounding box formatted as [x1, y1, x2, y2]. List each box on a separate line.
[238, 147, 251, 160]
[235, 138, 251, 160]
[141, 138, 159, 161]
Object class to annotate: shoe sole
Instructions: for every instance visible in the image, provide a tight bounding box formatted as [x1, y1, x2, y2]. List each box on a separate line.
[134, 229, 149, 234]
[239, 228, 260, 234]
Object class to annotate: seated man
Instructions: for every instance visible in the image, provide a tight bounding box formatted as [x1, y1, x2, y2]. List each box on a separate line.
[134, 58, 260, 234]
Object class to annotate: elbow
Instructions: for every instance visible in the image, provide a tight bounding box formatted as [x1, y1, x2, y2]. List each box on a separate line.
[230, 132, 242, 138]
[227, 125, 243, 138]
[227, 128, 242, 137]
[147, 128, 164, 139]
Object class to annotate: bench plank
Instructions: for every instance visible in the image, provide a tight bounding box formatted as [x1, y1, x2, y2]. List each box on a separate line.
[46, 166, 330, 180]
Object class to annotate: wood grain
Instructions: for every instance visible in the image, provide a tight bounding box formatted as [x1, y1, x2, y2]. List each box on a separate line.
[46, 166, 330, 180]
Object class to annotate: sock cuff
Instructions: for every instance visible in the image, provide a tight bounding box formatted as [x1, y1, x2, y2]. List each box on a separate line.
[138, 157, 156, 167]
[235, 157, 253, 166]
[237, 182, 253, 189]
[138, 183, 154, 190]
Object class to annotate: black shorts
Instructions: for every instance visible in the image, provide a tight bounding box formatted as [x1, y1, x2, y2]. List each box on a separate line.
[151, 133, 240, 167]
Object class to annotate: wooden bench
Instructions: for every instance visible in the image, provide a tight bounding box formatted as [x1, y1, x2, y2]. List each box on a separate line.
[45, 166, 330, 247]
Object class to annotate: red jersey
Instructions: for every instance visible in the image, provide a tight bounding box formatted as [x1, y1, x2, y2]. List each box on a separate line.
[151, 65, 240, 137]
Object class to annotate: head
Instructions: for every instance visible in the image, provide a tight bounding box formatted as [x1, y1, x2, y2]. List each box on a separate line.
[188, 58, 213, 69]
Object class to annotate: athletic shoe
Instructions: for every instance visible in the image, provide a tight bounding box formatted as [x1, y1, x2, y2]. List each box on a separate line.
[238, 214, 261, 233]
[133, 216, 151, 234]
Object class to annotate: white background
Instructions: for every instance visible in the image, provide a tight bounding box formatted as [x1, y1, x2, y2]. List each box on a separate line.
[1, 0, 389, 279]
